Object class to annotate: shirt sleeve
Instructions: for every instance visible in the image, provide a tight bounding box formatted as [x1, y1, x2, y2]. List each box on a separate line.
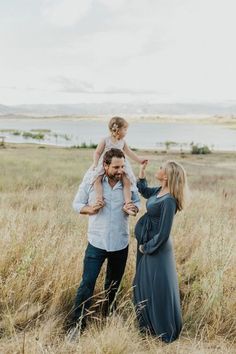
[72, 180, 90, 214]
[137, 178, 159, 199]
[143, 197, 176, 255]
[131, 190, 141, 211]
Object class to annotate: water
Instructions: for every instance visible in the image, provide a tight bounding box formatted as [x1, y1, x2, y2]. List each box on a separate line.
[0, 118, 236, 151]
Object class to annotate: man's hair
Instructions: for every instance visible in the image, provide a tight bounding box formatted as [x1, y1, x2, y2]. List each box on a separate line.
[103, 148, 125, 165]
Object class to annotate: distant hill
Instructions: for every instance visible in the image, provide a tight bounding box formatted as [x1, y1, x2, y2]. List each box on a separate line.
[0, 104, 13, 115]
[1, 102, 236, 117]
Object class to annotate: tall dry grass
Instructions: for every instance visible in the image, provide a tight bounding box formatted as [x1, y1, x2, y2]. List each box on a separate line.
[0, 145, 235, 353]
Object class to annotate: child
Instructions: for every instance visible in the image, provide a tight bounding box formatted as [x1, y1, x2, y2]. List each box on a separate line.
[88, 116, 147, 215]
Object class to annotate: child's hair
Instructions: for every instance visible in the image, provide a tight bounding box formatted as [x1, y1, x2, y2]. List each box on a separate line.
[108, 117, 129, 137]
[164, 160, 188, 212]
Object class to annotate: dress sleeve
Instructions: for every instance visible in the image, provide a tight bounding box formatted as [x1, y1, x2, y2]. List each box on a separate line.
[142, 197, 176, 255]
[137, 178, 159, 199]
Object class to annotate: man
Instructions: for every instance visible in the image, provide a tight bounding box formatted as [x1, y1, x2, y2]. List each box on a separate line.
[70, 148, 140, 329]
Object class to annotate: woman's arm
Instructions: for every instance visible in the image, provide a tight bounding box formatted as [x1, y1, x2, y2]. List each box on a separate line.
[137, 161, 159, 198]
[142, 198, 176, 255]
[138, 160, 148, 179]
[93, 139, 106, 167]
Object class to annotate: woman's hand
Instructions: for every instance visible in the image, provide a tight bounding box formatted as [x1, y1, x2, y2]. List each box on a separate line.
[140, 160, 148, 169]
[139, 160, 148, 178]
[139, 244, 144, 254]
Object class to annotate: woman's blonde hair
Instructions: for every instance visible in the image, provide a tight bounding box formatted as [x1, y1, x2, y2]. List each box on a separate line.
[108, 116, 128, 137]
[164, 160, 188, 212]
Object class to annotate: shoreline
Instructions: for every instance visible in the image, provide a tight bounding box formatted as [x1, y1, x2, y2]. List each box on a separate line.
[1, 117, 236, 152]
[0, 114, 236, 127]
[1, 141, 236, 155]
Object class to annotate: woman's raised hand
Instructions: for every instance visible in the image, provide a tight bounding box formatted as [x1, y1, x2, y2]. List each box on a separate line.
[140, 160, 148, 169]
[139, 160, 148, 178]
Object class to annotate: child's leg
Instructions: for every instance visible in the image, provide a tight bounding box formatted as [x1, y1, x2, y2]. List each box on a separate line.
[122, 174, 136, 216]
[122, 174, 132, 204]
[93, 175, 104, 202]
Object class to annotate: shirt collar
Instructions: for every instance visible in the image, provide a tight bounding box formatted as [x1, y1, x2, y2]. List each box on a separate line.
[103, 175, 122, 189]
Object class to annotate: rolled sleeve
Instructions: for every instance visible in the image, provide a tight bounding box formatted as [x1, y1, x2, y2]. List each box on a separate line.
[72, 180, 89, 214]
[131, 190, 141, 211]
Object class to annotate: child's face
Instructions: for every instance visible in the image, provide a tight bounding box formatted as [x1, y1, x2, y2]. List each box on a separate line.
[117, 125, 128, 139]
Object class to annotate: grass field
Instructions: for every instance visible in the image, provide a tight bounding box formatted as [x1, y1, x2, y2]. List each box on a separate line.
[0, 144, 235, 353]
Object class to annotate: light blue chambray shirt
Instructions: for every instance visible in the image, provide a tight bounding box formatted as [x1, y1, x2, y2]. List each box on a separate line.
[73, 176, 140, 251]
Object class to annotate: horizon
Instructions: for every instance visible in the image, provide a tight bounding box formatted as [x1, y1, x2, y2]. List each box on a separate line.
[2, 100, 236, 117]
[2, 100, 236, 107]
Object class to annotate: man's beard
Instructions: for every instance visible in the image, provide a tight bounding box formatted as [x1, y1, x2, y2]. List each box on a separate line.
[107, 172, 122, 182]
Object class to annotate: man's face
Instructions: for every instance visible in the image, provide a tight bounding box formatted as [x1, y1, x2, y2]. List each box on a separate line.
[104, 157, 125, 181]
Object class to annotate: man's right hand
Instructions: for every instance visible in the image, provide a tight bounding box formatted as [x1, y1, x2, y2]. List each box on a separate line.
[80, 200, 105, 215]
[91, 200, 105, 213]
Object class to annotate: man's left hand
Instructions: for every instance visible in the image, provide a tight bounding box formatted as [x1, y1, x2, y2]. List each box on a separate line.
[123, 202, 138, 216]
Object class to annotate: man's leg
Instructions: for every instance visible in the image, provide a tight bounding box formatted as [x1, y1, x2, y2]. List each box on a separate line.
[70, 243, 106, 326]
[104, 246, 128, 315]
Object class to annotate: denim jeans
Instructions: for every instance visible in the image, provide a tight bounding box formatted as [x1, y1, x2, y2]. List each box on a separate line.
[71, 242, 128, 324]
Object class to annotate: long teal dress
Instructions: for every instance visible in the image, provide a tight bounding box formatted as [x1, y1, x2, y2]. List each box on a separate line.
[133, 178, 182, 343]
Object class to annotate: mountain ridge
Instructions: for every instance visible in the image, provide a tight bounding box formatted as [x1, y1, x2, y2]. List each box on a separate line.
[1, 102, 236, 117]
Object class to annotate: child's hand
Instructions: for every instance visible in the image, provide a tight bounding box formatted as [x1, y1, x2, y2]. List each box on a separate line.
[139, 157, 148, 164]
[91, 163, 98, 171]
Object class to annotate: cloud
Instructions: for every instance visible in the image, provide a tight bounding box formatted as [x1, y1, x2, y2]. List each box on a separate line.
[51, 76, 94, 92]
[1, 0, 236, 104]
[0, 86, 17, 90]
[102, 87, 160, 95]
[99, 0, 126, 12]
[41, 0, 93, 27]
[50, 76, 164, 95]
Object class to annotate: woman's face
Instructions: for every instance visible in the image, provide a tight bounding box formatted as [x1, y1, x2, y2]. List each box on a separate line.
[155, 164, 167, 182]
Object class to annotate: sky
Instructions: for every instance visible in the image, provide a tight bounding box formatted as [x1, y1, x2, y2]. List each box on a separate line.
[0, 0, 236, 105]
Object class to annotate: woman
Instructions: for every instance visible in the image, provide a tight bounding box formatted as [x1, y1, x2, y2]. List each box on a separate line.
[133, 160, 188, 343]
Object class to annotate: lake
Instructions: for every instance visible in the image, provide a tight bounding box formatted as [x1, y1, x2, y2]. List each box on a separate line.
[0, 118, 236, 151]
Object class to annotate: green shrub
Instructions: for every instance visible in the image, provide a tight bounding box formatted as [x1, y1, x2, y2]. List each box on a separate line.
[33, 133, 44, 140]
[80, 142, 97, 149]
[22, 132, 33, 138]
[191, 144, 211, 154]
[22, 131, 44, 140]
[164, 140, 177, 151]
[12, 130, 21, 136]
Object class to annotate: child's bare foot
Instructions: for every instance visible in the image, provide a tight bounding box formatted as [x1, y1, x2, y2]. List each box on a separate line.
[123, 202, 137, 216]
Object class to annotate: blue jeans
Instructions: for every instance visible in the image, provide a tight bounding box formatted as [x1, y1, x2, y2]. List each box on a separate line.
[71, 243, 128, 324]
